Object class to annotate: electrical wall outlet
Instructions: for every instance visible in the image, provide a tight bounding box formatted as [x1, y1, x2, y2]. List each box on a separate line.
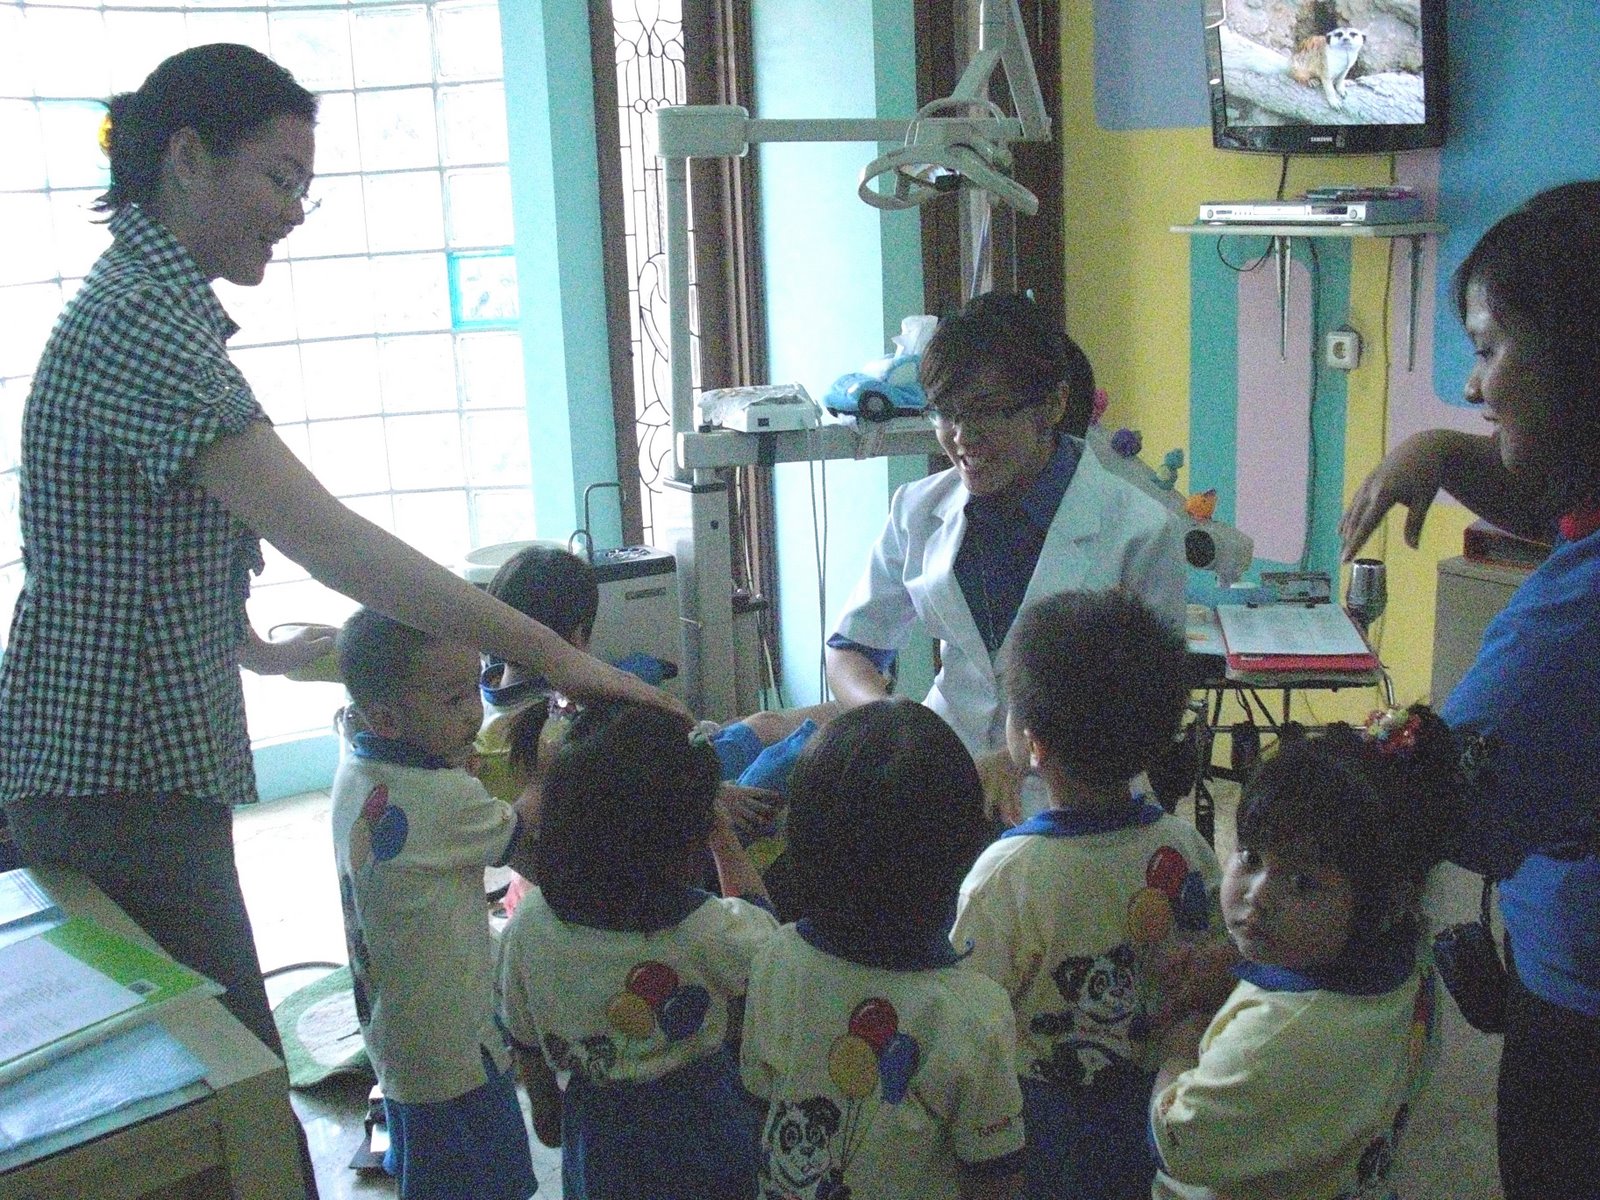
[1325, 328, 1362, 371]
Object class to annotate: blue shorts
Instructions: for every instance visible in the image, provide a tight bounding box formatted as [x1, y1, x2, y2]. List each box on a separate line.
[384, 1050, 537, 1200]
[561, 1047, 761, 1200]
[1020, 1070, 1155, 1200]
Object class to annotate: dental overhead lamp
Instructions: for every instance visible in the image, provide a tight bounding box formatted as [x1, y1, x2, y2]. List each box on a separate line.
[650, 0, 1052, 719]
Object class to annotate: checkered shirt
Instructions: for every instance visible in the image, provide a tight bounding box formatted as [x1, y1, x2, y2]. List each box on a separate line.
[0, 204, 267, 808]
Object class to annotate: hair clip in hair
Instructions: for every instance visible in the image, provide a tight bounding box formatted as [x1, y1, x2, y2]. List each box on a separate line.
[689, 720, 719, 748]
[1455, 729, 1495, 787]
[97, 112, 113, 157]
[1363, 708, 1420, 756]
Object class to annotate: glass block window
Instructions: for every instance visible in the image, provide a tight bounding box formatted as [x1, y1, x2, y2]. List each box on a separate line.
[0, 0, 536, 749]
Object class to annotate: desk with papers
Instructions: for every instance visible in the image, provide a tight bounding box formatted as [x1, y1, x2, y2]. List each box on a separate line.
[0, 867, 302, 1200]
[1183, 605, 1393, 845]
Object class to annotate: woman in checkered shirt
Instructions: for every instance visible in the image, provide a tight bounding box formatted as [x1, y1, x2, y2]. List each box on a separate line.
[0, 42, 678, 1112]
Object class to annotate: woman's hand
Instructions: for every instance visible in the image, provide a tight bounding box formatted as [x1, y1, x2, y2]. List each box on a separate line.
[1339, 431, 1456, 560]
[238, 622, 338, 676]
[1340, 428, 1550, 558]
[540, 645, 690, 721]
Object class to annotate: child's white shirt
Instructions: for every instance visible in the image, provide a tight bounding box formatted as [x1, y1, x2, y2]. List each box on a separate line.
[331, 752, 519, 1104]
[741, 922, 1026, 1200]
[952, 805, 1223, 1081]
[1150, 964, 1438, 1200]
[499, 887, 778, 1085]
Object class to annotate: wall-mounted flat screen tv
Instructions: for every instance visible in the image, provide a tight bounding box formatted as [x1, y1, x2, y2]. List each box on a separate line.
[1204, 0, 1446, 153]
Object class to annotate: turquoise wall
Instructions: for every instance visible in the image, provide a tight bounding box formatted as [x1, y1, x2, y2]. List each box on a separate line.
[753, 0, 933, 707]
[501, 0, 625, 548]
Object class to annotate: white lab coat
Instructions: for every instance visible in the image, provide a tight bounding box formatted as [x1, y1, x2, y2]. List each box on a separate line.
[832, 440, 1186, 758]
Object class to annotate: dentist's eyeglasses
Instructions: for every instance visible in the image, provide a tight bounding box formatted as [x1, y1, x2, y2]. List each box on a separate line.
[924, 393, 1041, 432]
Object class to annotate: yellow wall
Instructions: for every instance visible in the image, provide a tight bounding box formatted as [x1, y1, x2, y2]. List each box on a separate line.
[1057, 3, 1469, 723]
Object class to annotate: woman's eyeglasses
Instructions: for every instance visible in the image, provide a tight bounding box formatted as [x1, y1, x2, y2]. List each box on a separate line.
[924, 393, 1042, 431]
[255, 164, 322, 216]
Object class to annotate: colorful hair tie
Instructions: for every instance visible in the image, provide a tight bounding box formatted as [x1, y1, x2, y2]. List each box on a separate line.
[97, 112, 113, 156]
[1455, 729, 1494, 787]
[1363, 707, 1421, 756]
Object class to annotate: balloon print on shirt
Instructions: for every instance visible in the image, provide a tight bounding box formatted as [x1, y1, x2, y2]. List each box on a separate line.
[1128, 845, 1210, 944]
[348, 783, 409, 871]
[595, 959, 713, 1070]
[760, 997, 921, 1198]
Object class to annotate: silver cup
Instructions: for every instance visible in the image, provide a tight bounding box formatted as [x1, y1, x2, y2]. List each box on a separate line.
[1346, 557, 1388, 632]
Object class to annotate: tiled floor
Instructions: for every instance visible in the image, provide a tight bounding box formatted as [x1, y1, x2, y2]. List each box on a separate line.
[234, 784, 1502, 1200]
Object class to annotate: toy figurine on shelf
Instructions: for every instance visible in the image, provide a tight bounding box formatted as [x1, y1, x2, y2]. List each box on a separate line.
[1185, 489, 1218, 521]
[1155, 448, 1185, 491]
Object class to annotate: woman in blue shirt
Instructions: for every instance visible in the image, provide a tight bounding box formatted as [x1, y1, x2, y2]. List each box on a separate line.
[1340, 180, 1600, 1200]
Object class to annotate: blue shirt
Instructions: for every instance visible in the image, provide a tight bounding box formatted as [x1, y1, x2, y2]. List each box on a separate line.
[1440, 525, 1600, 1015]
[827, 436, 1080, 669]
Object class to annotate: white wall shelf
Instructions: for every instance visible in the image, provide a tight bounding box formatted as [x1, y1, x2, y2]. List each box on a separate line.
[1170, 221, 1447, 368]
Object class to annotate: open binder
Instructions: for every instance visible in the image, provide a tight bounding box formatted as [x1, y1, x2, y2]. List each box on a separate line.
[1216, 604, 1379, 674]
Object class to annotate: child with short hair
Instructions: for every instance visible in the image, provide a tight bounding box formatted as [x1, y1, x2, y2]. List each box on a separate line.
[476, 544, 598, 810]
[477, 542, 835, 912]
[741, 698, 1026, 1199]
[497, 702, 778, 1200]
[950, 589, 1224, 1200]
[1150, 705, 1463, 1200]
[330, 607, 538, 1200]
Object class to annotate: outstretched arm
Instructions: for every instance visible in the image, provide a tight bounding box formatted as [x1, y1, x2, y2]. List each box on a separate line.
[708, 801, 770, 906]
[1339, 429, 1555, 559]
[237, 622, 337, 675]
[194, 421, 684, 715]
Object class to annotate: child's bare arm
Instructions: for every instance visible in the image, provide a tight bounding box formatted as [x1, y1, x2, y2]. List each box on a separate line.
[512, 1042, 562, 1148]
[709, 798, 770, 905]
[504, 782, 543, 881]
[957, 1165, 1023, 1200]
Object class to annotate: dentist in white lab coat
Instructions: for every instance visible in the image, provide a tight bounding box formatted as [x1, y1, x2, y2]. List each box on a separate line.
[826, 293, 1185, 818]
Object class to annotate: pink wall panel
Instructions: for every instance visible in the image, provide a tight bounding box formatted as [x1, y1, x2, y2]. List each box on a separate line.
[1234, 255, 1313, 564]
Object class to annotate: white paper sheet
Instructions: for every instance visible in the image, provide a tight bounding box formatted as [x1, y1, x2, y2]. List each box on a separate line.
[1216, 604, 1371, 657]
[0, 936, 141, 1063]
[0, 1022, 206, 1153]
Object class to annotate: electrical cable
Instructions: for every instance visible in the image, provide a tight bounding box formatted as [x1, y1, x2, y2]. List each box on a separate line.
[1275, 154, 1290, 201]
[1303, 239, 1320, 575]
[1216, 237, 1274, 273]
[803, 424, 830, 704]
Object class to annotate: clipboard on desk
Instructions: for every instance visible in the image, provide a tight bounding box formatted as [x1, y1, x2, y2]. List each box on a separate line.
[1216, 604, 1379, 674]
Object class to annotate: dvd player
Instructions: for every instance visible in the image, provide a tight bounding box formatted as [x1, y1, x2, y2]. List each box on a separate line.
[1196, 197, 1424, 225]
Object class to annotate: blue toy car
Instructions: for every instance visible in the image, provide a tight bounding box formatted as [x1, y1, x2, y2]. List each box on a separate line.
[823, 354, 927, 421]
